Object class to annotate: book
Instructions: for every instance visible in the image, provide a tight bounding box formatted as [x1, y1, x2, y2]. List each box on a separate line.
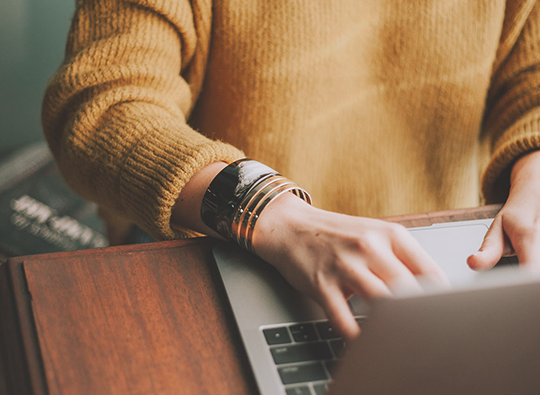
[0, 141, 109, 258]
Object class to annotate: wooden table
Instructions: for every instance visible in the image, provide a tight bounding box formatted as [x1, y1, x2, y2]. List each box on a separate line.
[0, 205, 501, 395]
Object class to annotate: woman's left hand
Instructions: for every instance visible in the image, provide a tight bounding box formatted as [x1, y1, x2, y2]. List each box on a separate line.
[468, 150, 540, 270]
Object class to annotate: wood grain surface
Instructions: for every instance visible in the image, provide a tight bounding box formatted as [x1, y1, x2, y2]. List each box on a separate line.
[18, 238, 258, 395]
[0, 206, 502, 395]
[383, 204, 501, 227]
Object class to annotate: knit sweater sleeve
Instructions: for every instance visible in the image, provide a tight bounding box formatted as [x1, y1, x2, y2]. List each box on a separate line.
[481, 0, 540, 203]
[41, 0, 244, 240]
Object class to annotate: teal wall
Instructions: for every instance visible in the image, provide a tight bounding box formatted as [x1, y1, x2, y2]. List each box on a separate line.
[0, 0, 75, 155]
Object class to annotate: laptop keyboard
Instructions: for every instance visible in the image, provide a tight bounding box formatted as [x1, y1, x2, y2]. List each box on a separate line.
[262, 317, 366, 395]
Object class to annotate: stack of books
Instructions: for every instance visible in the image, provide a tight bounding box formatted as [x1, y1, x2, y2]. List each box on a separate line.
[0, 141, 108, 259]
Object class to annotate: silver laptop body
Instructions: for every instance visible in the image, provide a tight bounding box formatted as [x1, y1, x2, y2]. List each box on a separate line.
[329, 269, 540, 395]
[213, 218, 527, 395]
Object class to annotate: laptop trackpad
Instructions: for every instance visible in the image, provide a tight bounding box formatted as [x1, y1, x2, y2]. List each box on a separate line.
[410, 223, 516, 286]
[349, 222, 516, 315]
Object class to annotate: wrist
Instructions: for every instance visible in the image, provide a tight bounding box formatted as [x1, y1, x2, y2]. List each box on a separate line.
[510, 150, 540, 193]
[511, 149, 540, 176]
[252, 192, 315, 259]
[199, 159, 312, 251]
[171, 161, 228, 238]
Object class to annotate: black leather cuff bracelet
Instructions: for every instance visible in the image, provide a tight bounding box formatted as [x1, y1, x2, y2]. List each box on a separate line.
[201, 158, 311, 251]
[201, 159, 278, 241]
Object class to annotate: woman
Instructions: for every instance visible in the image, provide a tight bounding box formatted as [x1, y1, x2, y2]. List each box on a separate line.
[42, 0, 540, 339]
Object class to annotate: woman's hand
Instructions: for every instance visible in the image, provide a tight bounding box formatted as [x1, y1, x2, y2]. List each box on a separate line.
[468, 150, 540, 270]
[172, 161, 449, 341]
[252, 193, 449, 341]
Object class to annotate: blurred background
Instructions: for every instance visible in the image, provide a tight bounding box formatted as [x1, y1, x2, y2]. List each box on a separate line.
[0, 1, 109, 258]
[1, 0, 75, 155]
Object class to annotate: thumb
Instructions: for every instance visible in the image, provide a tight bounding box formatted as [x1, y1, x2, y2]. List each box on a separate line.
[467, 216, 506, 271]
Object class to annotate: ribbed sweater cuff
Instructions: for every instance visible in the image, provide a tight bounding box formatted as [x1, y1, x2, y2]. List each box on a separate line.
[119, 124, 244, 240]
[482, 108, 540, 203]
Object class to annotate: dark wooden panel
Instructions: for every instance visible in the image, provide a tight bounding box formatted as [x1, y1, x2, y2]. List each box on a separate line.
[20, 238, 258, 395]
[0, 259, 48, 395]
[0, 260, 32, 395]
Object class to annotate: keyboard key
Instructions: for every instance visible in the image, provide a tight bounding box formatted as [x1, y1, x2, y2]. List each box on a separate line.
[315, 321, 340, 340]
[278, 363, 328, 384]
[271, 342, 333, 364]
[289, 323, 318, 342]
[355, 317, 367, 327]
[507, 255, 519, 265]
[313, 382, 330, 395]
[497, 255, 519, 266]
[330, 339, 346, 358]
[263, 327, 292, 345]
[286, 386, 311, 395]
[324, 360, 338, 378]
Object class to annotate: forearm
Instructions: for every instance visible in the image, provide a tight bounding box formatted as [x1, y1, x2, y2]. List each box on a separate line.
[42, 0, 244, 240]
[171, 161, 228, 239]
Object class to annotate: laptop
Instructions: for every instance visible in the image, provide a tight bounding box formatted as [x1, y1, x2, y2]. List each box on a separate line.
[212, 218, 536, 395]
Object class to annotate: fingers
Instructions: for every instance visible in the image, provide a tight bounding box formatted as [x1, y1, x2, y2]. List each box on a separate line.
[507, 222, 540, 267]
[388, 225, 449, 286]
[467, 216, 513, 271]
[318, 285, 360, 341]
[514, 241, 540, 268]
[342, 263, 393, 300]
[365, 251, 424, 295]
[320, 254, 426, 340]
[317, 264, 395, 341]
[323, 253, 425, 340]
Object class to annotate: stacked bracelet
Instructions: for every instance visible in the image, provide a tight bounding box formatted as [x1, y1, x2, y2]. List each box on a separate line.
[201, 159, 312, 253]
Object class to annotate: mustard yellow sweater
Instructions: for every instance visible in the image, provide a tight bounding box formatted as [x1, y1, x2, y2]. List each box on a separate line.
[42, 0, 540, 240]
